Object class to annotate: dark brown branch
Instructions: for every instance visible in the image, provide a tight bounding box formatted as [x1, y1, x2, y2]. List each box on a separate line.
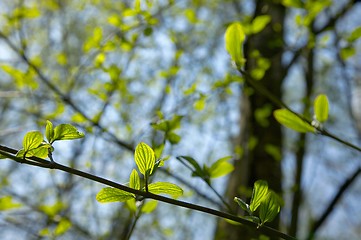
[0, 145, 296, 240]
[307, 167, 361, 240]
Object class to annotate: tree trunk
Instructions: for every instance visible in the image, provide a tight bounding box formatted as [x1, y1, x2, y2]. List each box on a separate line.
[215, 1, 285, 239]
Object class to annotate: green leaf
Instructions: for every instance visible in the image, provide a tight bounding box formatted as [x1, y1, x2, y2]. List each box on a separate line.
[167, 132, 181, 144]
[23, 131, 43, 151]
[54, 218, 72, 236]
[209, 156, 234, 178]
[259, 191, 281, 225]
[39, 201, 65, 217]
[314, 94, 329, 123]
[45, 120, 54, 143]
[141, 200, 158, 213]
[96, 187, 135, 203]
[0, 196, 22, 211]
[125, 198, 137, 213]
[274, 109, 315, 133]
[340, 46, 356, 60]
[129, 169, 140, 190]
[24, 144, 50, 159]
[250, 180, 269, 213]
[251, 15, 271, 34]
[134, 142, 156, 176]
[148, 182, 183, 198]
[347, 26, 361, 42]
[225, 22, 246, 67]
[234, 197, 251, 215]
[52, 124, 84, 142]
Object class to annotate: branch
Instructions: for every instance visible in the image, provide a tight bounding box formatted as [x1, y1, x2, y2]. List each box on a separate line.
[307, 167, 361, 240]
[0, 145, 296, 240]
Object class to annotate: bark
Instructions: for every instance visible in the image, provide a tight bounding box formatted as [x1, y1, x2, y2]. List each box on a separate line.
[215, 1, 285, 239]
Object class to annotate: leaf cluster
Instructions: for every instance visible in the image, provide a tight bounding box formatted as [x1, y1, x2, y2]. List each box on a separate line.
[234, 180, 281, 227]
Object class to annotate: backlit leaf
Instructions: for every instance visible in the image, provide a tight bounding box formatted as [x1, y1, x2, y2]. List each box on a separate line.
[250, 180, 268, 212]
[259, 191, 281, 225]
[148, 182, 183, 198]
[129, 169, 140, 190]
[134, 142, 156, 176]
[209, 156, 234, 178]
[314, 94, 329, 123]
[251, 15, 271, 34]
[23, 131, 43, 151]
[0, 196, 22, 211]
[54, 218, 71, 236]
[52, 124, 84, 142]
[141, 200, 158, 213]
[274, 109, 315, 133]
[45, 120, 54, 143]
[225, 22, 246, 67]
[96, 187, 134, 203]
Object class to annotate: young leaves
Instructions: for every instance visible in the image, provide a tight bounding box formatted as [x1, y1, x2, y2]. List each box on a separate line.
[48, 122, 85, 143]
[97, 142, 183, 204]
[234, 180, 281, 227]
[135, 142, 156, 176]
[274, 109, 315, 133]
[147, 182, 183, 198]
[16, 131, 49, 159]
[259, 191, 280, 225]
[225, 22, 246, 67]
[96, 187, 134, 203]
[314, 94, 329, 123]
[208, 156, 234, 178]
[250, 180, 269, 212]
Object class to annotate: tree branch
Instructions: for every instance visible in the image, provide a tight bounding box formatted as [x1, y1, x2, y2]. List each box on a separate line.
[0, 144, 296, 240]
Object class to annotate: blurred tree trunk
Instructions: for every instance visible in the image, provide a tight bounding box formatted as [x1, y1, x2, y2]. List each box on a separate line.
[215, 1, 285, 239]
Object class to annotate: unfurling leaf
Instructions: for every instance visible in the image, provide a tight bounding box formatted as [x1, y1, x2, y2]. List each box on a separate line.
[52, 124, 84, 142]
[314, 94, 329, 123]
[135, 142, 156, 176]
[96, 187, 134, 203]
[45, 120, 54, 143]
[234, 197, 251, 215]
[274, 109, 315, 133]
[225, 22, 246, 67]
[129, 169, 140, 190]
[148, 182, 183, 198]
[209, 156, 234, 178]
[259, 191, 280, 225]
[250, 180, 268, 212]
[251, 15, 271, 34]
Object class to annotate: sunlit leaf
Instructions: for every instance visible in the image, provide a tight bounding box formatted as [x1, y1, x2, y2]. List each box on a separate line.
[52, 124, 85, 143]
[25, 144, 50, 159]
[40, 201, 65, 217]
[259, 191, 281, 225]
[148, 182, 183, 198]
[274, 109, 315, 133]
[125, 198, 137, 213]
[314, 94, 329, 123]
[347, 26, 361, 42]
[167, 132, 181, 144]
[250, 180, 268, 212]
[209, 156, 234, 178]
[23, 131, 43, 151]
[54, 218, 72, 236]
[0, 196, 22, 211]
[251, 15, 271, 34]
[45, 120, 54, 143]
[141, 200, 158, 213]
[225, 22, 246, 67]
[340, 46, 356, 60]
[134, 142, 156, 176]
[129, 169, 140, 190]
[96, 187, 134, 203]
